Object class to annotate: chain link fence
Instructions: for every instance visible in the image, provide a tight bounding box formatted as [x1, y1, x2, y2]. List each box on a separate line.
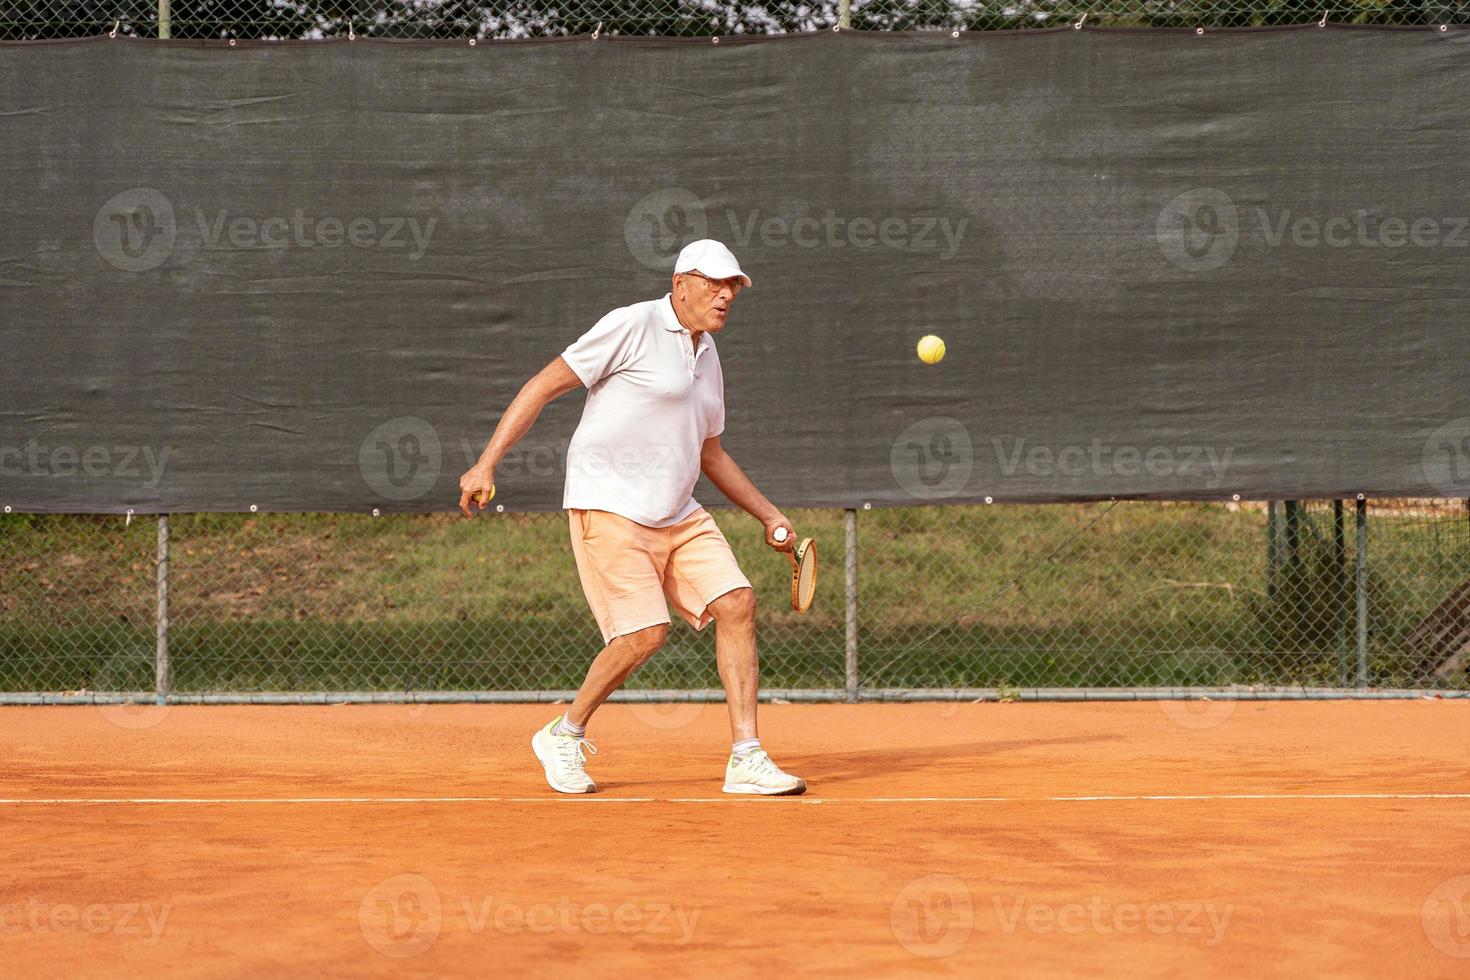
[4, 500, 1468, 699]
[2, 0, 1467, 40]
[5, 5, 1468, 699]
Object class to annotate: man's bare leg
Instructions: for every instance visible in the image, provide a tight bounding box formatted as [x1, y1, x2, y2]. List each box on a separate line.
[709, 587, 759, 742]
[564, 623, 668, 727]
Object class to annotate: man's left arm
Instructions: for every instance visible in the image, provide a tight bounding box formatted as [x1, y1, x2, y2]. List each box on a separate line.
[700, 435, 795, 551]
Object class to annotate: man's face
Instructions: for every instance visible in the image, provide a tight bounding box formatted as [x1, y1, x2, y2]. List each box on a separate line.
[675, 272, 744, 333]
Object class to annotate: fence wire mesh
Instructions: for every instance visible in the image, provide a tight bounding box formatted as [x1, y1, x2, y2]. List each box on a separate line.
[2, 0, 1467, 40]
[4, 501, 1469, 697]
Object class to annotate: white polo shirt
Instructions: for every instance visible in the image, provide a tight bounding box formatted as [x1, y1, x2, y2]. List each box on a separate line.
[560, 294, 725, 527]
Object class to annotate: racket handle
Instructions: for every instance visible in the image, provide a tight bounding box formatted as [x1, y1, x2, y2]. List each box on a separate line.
[773, 526, 788, 543]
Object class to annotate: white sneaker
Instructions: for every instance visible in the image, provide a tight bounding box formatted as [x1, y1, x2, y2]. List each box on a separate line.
[531, 715, 597, 794]
[722, 749, 806, 796]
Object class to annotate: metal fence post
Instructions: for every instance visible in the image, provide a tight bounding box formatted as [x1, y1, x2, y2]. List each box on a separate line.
[1333, 500, 1347, 685]
[844, 508, 858, 702]
[156, 515, 170, 699]
[1266, 500, 1278, 598]
[838, 0, 851, 30]
[159, 0, 171, 39]
[1355, 499, 1368, 688]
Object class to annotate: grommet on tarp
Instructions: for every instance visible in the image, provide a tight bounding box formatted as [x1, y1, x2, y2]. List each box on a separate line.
[1195, 26, 1205, 35]
[984, 496, 994, 504]
[862, 502, 872, 511]
[1318, 10, 1329, 27]
[468, 38, 477, 46]
[1074, 12, 1088, 29]
[2, 506, 10, 514]
[1356, 493, 1366, 501]
[711, 36, 720, 44]
[109, 20, 120, 38]
[1440, 24, 1449, 32]
[371, 508, 380, 517]
[1232, 493, 1241, 502]
[495, 504, 505, 514]
[832, 24, 841, 32]
[228, 38, 237, 46]
[592, 21, 602, 39]
[249, 504, 258, 513]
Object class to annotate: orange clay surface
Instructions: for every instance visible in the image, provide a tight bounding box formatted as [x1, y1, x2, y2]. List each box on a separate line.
[2, 701, 1468, 978]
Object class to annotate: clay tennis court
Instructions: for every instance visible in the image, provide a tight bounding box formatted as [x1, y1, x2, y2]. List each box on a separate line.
[3, 701, 1467, 977]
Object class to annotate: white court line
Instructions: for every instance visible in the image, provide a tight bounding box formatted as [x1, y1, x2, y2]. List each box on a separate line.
[0, 793, 1467, 805]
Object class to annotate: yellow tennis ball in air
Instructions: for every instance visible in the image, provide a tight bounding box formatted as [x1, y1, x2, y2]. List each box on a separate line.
[917, 334, 946, 365]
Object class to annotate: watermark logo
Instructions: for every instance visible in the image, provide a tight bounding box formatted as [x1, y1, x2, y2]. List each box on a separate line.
[1422, 874, 1470, 958]
[1422, 418, 1470, 497]
[1156, 188, 1239, 272]
[625, 188, 969, 271]
[95, 188, 177, 272]
[0, 442, 171, 488]
[193, 209, 435, 259]
[359, 873, 443, 958]
[628, 701, 707, 731]
[359, 417, 441, 502]
[1158, 696, 1236, 731]
[1257, 209, 1467, 250]
[625, 188, 708, 272]
[0, 900, 172, 945]
[890, 875, 973, 958]
[89, 651, 170, 731]
[993, 438, 1234, 488]
[991, 895, 1232, 946]
[94, 188, 438, 272]
[891, 417, 975, 500]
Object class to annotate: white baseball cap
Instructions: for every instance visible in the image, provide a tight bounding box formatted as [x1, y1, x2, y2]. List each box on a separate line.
[673, 239, 752, 287]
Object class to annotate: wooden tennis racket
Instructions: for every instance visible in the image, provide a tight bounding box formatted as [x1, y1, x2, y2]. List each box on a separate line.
[773, 527, 817, 612]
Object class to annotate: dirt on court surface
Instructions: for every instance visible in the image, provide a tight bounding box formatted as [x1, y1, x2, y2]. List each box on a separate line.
[2, 701, 1467, 978]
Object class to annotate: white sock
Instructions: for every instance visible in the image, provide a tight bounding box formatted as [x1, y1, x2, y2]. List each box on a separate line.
[553, 716, 586, 738]
[732, 738, 761, 759]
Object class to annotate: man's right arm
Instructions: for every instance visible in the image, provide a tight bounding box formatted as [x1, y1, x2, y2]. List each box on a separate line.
[458, 356, 582, 517]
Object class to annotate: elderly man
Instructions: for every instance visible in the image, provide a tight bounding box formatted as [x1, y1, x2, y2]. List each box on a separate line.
[459, 239, 806, 796]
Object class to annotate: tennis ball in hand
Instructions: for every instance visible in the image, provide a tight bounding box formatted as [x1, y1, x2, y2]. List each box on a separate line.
[917, 335, 946, 365]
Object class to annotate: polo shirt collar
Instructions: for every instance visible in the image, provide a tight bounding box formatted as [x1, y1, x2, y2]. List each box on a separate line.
[659, 293, 688, 332]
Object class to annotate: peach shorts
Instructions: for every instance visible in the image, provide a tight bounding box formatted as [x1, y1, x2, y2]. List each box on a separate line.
[568, 507, 752, 644]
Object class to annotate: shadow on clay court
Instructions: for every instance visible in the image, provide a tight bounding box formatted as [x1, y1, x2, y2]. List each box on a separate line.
[599, 734, 1119, 792]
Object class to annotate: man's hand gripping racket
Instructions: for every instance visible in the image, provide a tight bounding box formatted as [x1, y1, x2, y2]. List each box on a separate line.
[772, 526, 817, 613]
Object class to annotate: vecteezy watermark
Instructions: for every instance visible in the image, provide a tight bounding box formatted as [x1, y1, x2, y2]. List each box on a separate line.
[624, 188, 968, 271]
[0, 899, 172, 945]
[889, 419, 1234, 500]
[991, 437, 1234, 489]
[359, 417, 442, 502]
[457, 896, 700, 943]
[627, 700, 707, 731]
[94, 188, 177, 273]
[359, 874, 443, 958]
[890, 875, 974, 958]
[358, 874, 701, 958]
[989, 896, 1233, 946]
[1421, 418, 1470, 497]
[1158, 187, 1470, 272]
[1158, 695, 1236, 731]
[1422, 874, 1470, 958]
[625, 188, 710, 272]
[890, 417, 975, 500]
[0, 442, 171, 488]
[1156, 188, 1239, 272]
[95, 188, 438, 272]
[192, 209, 435, 259]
